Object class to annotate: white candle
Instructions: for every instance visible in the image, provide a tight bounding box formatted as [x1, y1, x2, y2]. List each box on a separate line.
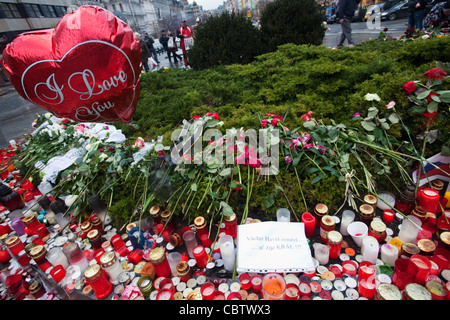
[339, 210, 355, 236]
[220, 241, 236, 272]
[377, 192, 396, 211]
[380, 244, 398, 267]
[313, 243, 329, 265]
[276, 208, 290, 222]
[398, 215, 422, 243]
[361, 236, 379, 264]
[46, 247, 70, 269]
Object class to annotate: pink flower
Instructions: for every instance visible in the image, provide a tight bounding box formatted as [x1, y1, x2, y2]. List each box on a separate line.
[304, 143, 315, 149]
[134, 138, 145, 148]
[386, 101, 396, 109]
[301, 111, 313, 122]
[75, 124, 85, 132]
[234, 181, 242, 191]
[285, 156, 292, 163]
[317, 145, 326, 155]
[352, 112, 361, 118]
[98, 148, 105, 152]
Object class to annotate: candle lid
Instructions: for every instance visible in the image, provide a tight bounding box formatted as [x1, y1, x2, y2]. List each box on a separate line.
[87, 229, 99, 241]
[80, 220, 92, 232]
[194, 216, 206, 228]
[150, 205, 160, 216]
[160, 210, 172, 221]
[176, 261, 190, 274]
[430, 179, 444, 190]
[417, 238, 436, 254]
[84, 264, 102, 281]
[149, 247, 165, 265]
[5, 235, 19, 247]
[439, 231, 450, 246]
[224, 213, 236, 222]
[99, 251, 117, 268]
[126, 223, 136, 232]
[364, 194, 377, 206]
[412, 206, 427, 218]
[370, 220, 386, 234]
[137, 276, 154, 293]
[401, 243, 420, 256]
[377, 283, 402, 300]
[315, 203, 328, 215]
[22, 214, 36, 225]
[186, 290, 203, 300]
[327, 231, 342, 245]
[29, 280, 42, 294]
[359, 204, 374, 216]
[404, 283, 432, 300]
[91, 216, 101, 227]
[321, 215, 335, 227]
[29, 244, 46, 260]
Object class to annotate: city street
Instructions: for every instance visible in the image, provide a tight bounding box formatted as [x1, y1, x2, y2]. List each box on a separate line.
[0, 18, 410, 148]
[323, 17, 409, 47]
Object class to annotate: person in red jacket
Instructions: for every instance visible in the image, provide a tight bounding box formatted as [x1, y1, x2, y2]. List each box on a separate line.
[177, 20, 193, 67]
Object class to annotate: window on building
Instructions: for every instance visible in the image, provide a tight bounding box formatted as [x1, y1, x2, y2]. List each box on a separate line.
[47, 5, 57, 18]
[0, 3, 24, 18]
[23, 4, 42, 18]
[54, 6, 66, 17]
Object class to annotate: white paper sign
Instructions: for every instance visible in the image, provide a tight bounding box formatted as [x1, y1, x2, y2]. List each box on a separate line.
[236, 221, 315, 273]
[41, 147, 86, 183]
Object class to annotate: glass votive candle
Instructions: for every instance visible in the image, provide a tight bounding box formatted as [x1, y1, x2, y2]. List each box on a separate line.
[84, 264, 112, 300]
[358, 275, 376, 299]
[251, 274, 263, 293]
[156, 289, 174, 300]
[182, 230, 198, 258]
[239, 273, 251, 290]
[29, 245, 52, 272]
[10, 218, 26, 236]
[358, 261, 376, 280]
[201, 282, 216, 300]
[62, 242, 89, 273]
[262, 273, 286, 300]
[392, 258, 417, 291]
[50, 265, 66, 283]
[409, 254, 432, 285]
[301, 211, 316, 238]
[99, 251, 124, 285]
[110, 234, 129, 257]
[276, 208, 290, 222]
[192, 245, 208, 269]
[5, 235, 25, 256]
[149, 247, 172, 278]
[46, 247, 70, 269]
[339, 210, 355, 236]
[382, 209, 395, 224]
[159, 277, 175, 294]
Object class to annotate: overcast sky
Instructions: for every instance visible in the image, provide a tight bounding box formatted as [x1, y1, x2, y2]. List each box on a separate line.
[191, 0, 224, 10]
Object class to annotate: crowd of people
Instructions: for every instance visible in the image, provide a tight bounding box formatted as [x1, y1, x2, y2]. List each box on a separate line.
[336, 0, 450, 47]
[135, 18, 202, 73]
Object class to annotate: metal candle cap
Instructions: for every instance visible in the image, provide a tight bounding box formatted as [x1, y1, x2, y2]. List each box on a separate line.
[327, 231, 342, 245]
[100, 251, 117, 268]
[149, 247, 165, 265]
[315, 203, 328, 215]
[194, 216, 206, 228]
[359, 204, 374, 216]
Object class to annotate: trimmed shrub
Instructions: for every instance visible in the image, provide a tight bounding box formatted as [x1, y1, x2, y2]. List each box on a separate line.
[187, 12, 265, 70]
[260, 0, 326, 52]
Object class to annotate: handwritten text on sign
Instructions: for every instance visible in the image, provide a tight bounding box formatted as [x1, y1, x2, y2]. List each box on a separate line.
[236, 222, 315, 273]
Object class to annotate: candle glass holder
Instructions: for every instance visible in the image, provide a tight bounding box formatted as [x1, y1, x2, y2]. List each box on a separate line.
[313, 243, 329, 265]
[398, 215, 422, 244]
[339, 210, 355, 236]
[409, 254, 431, 285]
[251, 274, 263, 293]
[262, 273, 286, 300]
[392, 258, 418, 290]
[200, 282, 216, 300]
[301, 212, 316, 238]
[182, 230, 198, 258]
[62, 242, 89, 273]
[276, 208, 290, 222]
[239, 273, 251, 290]
[46, 247, 70, 269]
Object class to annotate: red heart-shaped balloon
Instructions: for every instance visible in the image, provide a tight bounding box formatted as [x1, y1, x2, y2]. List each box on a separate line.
[2, 5, 141, 123]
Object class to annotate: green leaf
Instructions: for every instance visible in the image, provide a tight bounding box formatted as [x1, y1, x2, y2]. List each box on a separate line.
[408, 105, 426, 114]
[427, 101, 438, 113]
[361, 120, 376, 131]
[220, 201, 234, 216]
[219, 167, 232, 176]
[437, 91, 450, 103]
[312, 173, 322, 183]
[388, 113, 400, 124]
[416, 90, 431, 100]
[303, 121, 316, 130]
[191, 183, 197, 192]
[380, 122, 390, 130]
[264, 195, 275, 209]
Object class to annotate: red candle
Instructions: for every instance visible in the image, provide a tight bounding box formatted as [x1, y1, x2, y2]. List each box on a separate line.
[50, 265, 66, 283]
[84, 264, 112, 300]
[226, 291, 242, 300]
[298, 282, 311, 297]
[285, 283, 300, 300]
[149, 247, 172, 278]
[382, 209, 395, 223]
[159, 278, 175, 294]
[29, 245, 52, 272]
[156, 289, 174, 300]
[5, 235, 25, 256]
[200, 234, 212, 247]
[419, 188, 440, 214]
[200, 282, 216, 300]
[409, 254, 431, 285]
[251, 274, 263, 293]
[342, 260, 358, 276]
[358, 261, 376, 280]
[110, 234, 129, 257]
[239, 273, 251, 290]
[357, 275, 376, 299]
[193, 245, 208, 269]
[301, 212, 316, 238]
[392, 258, 418, 290]
[213, 291, 225, 300]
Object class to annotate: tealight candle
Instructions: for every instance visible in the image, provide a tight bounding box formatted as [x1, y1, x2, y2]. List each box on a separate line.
[192, 245, 208, 269]
[46, 247, 70, 269]
[239, 273, 251, 290]
[382, 209, 395, 224]
[251, 274, 263, 293]
[361, 236, 379, 264]
[262, 273, 286, 300]
[201, 282, 216, 300]
[380, 243, 399, 267]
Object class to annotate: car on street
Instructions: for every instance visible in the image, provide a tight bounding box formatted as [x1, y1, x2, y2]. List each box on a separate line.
[380, 1, 408, 20]
[352, 8, 367, 21]
[364, 0, 404, 20]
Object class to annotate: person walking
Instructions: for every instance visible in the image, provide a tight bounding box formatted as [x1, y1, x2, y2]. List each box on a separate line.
[159, 30, 169, 61]
[166, 29, 182, 64]
[336, 0, 356, 47]
[408, 0, 428, 30]
[177, 20, 193, 67]
[135, 32, 151, 73]
[144, 32, 160, 64]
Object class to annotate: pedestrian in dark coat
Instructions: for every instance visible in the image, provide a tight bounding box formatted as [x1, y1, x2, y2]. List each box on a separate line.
[336, 0, 356, 47]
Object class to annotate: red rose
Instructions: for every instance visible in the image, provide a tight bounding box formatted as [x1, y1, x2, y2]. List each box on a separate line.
[403, 81, 416, 94]
[424, 68, 447, 81]
[301, 111, 313, 121]
[206, 112, 219, 120]
[261, 119, 268, 128]
[425, 91, 439, 103]
[271, 118, 279, 126]
[192, 115, 201, 120]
